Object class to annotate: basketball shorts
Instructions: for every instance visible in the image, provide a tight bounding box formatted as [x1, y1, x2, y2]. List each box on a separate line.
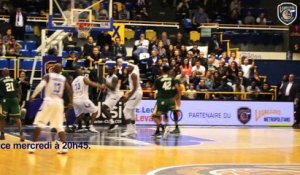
[33, 99, 64, 132]
[152, 98, 179, 116]
[1, 97, 21, 119]
[73, 99, 98, 117]
[124, 90, 143, 109]
[103, 93, 121, 110]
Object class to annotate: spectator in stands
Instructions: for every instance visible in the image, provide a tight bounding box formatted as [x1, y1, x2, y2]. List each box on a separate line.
[0, 39, 5, 56]
[232, 79, 245, 100]
[119, 68, 129, 90]
[148, 49, 159, 66]
[237, 70, 249, 88]
[189, 71, 200, 87]
[101, 44, 113, 60]
[112, 37, 127, 58]
[213, 71, 222, 89]
[149, 35, 158, 52]
[217, 60, 227, 76]
[228, 51, 241, 66]
[230, 0, 241, 13]
[187, 51, 197, 66]
[189, 42, 200, 56]
[185, 83, 197, 100]
[81, 36, 95, 58]
[256, 12, 267, 25]
[0, 1, 10, 15]
[246, 81, 260, 100]
[156, 40, 167, 58]
[151, 58, 163, 79]
[176, 0, 190, 20]
[199, 52, 208, 68]
[136, 0, 147, 10]
[173, 32, 187, 49]
[97, 31, 112, 49]
[161, 31, 171, 48]
[176, 69, 189, 87]
[197, 79, 208, 99]
[169, 58, 180, 75]
[133, 33, 149, 62]
[258, 82, 273, 101]
[180, 58, 193, 76]
[65, 51, 76, 70]
[220, 51, 230, 63]
[6, 38, 21, 56]
[63, 32, 79, 52]
[180, 45, 187, 58]
[173, 49, 182, 65]
[9, 7, 27, 40]
[85, 46, 102, 68]
[280, 74, 299, 102]
[192, 60, 206, 77]
[113, 3, 119, 19]
[209, 34, 222, 54]
[207, 58, 218, 73]
[244, 11, 255, 24]
[133, 6, 149, 20]
[2, 28, 14, 43]
[228, 8, 241, 24]
[251, 70, 262, 87]
[95, 2, 108, 20]
[115, 58, 124, 77]
[17, 70, 29, 121]
[143, 81, 154, 99]
[277, 74, 288, 100]
[192, 6, 209, 27]
[166, 44, 175, 59]
[209, 54, 220, 68]
[119, 4, 130, 20]
[241, 57, 255, 79]
[214, 77, 234, 100]
[228, 61, 239, 83]
[204, 70, 214, 90]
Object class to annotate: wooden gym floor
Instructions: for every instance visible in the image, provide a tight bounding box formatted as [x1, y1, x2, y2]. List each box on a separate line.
[1, 126, 300, 175]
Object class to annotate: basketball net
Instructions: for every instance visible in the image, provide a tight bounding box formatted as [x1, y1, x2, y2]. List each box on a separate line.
[76, 22, 93, 39]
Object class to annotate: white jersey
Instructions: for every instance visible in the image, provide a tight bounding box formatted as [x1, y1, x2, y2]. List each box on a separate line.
[44, 73, 66, 100]
[72, 75, 89, 99]
[129, 64, 142, 91]
[106, 74, 119, 94]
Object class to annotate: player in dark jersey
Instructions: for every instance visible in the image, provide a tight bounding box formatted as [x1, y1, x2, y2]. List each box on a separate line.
[0, 69, 24, 141]
[152, 66, 181, 138]
[169, 69, 182, 134]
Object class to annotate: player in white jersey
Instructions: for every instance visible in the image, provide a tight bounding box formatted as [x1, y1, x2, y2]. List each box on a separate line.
[102, 62, 121, 132]
[72, 67, 101, 133]
[30, 63, 73, 154]
[121, 62, 143, 137]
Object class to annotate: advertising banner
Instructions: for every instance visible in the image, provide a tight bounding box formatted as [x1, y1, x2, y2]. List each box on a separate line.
[135, 100, 294, 126]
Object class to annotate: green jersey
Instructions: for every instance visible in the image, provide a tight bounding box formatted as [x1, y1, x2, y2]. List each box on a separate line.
[0, 77, 19, 99]
[154, 75, 177, 99]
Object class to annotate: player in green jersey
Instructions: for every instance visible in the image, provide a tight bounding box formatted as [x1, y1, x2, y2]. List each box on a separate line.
[0, 68, 24, 141]
[152, 66, 181, 138]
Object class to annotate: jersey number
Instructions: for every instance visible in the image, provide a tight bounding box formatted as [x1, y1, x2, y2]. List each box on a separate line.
[53, 83, 62, 94]
[5, 82, 15, 92]
[162, 81, 171, 90]
[74, 83, 81, 91]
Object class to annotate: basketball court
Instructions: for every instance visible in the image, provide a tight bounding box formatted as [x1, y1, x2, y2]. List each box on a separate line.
[1, 126, 300, 175]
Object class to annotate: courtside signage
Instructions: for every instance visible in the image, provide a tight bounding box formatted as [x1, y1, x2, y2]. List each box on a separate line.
[136, 100, 294, 126]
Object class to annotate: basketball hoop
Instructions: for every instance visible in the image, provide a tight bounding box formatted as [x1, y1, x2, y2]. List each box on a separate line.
[76, 22, 93, 39]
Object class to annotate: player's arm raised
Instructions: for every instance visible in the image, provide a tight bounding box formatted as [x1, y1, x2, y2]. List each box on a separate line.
[65, 81, 73, 109]
[30, 75, 49, 100]
[83, 77, 101, 89]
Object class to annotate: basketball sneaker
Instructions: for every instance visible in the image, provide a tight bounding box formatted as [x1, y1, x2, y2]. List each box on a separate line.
[108, 124, 119, 132]
[163, 126, 171, 139]
[28, 147, 35, 154]
[151, 130, 162, 138]
[20, 131, 25, 142]
[56, 141, 68, 154]
[121, 124, 135, 137]
[170, 128, 180, 134]
[89, 125, 98, 133]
